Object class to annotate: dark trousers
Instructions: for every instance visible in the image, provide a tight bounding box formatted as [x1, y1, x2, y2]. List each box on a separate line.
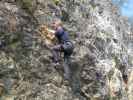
[63, 55, 72, 80]
[51, 42, 73, 80]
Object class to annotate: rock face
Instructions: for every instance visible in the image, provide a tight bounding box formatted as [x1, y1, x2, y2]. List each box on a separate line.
[0, 0, 133, 100]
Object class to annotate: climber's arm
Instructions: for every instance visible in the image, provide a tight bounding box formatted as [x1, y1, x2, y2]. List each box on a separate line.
[47, 29, 56, 35]
[54, 27, 64, 36]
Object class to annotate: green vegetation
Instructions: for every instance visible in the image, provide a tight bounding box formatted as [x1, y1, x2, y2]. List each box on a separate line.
[53, 0, 61, 5]
[18, 0, 33, 13]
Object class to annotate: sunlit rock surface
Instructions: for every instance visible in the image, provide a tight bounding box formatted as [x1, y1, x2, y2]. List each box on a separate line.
[127, 70, 133, 100]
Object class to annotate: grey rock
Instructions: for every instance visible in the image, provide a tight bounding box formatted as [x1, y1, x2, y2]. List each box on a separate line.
[0, 0, 132, 100]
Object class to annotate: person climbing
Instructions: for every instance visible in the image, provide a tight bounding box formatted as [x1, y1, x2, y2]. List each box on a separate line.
[50, 18, 74, 81]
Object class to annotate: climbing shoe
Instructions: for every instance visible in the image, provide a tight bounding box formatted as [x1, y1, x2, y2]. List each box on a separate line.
[63, 80, 70, 86]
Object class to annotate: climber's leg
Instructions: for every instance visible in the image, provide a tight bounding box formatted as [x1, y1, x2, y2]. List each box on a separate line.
[51, 44, 61, 63]
[62, 42, 73, 81]
[63, 55, 72, 81]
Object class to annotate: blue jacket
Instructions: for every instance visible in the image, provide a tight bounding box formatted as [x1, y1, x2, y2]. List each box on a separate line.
[55, 27, 70, 43]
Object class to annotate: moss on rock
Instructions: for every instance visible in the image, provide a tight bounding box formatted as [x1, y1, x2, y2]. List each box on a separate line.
[18, 0, 35, 13]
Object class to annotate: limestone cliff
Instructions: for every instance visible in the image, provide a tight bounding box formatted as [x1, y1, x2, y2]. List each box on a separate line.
[0, 0, 133, 100]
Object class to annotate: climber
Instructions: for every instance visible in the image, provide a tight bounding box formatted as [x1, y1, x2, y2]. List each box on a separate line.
[50, 18, 74, 81]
